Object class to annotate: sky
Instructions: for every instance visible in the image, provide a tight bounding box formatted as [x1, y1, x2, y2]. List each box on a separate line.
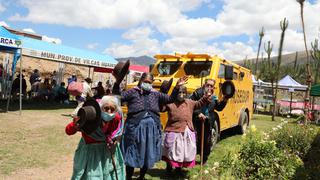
[0, 0, 320, 60]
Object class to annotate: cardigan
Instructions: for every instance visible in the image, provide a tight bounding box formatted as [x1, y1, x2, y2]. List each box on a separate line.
[164, 97, 208, 132]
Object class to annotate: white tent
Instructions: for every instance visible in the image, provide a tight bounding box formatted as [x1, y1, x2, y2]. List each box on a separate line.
[278, 75, 307, 91]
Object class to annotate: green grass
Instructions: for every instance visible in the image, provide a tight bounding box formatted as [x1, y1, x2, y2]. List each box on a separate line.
[0, 109, 318, 179]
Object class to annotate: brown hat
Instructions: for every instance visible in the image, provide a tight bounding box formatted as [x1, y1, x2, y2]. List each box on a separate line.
[160, 78, 173, 94]
[112, 60, 130, 83]
[76, 98, 101, 134]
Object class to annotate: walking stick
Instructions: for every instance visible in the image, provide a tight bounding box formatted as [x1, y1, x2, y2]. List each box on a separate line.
[200, 119, 205, 175]
[108, 142, 119, 180]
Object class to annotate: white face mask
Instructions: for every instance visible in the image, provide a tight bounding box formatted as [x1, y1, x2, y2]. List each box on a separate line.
[141, 82, 152, 91]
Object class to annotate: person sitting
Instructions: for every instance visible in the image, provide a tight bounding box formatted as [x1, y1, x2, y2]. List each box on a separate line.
[38, 78, 53, 101]
[11, 74, 27, 99]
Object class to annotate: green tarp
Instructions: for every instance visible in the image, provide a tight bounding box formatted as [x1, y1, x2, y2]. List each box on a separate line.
[311, 84, 320, 97]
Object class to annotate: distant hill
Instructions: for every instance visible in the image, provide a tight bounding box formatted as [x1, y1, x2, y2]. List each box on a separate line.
[117, 55, 156, 66]
[234, 51, 312, 66]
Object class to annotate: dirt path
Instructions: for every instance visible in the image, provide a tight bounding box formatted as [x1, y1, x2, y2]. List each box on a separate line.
[0, 109, 77, 180]
[0, 155, 73, 180]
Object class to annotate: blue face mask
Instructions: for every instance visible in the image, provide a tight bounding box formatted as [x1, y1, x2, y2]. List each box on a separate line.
[101, 112, 115, 122]
[141, 82, 152, 92]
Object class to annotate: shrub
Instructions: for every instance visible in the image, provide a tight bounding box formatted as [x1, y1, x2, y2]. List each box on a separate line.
[269, 121, 318, 158]
[220, 125, 302, 180]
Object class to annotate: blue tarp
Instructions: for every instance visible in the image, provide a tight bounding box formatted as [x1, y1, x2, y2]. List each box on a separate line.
[19, 36, 117, 65]
[0, 26, 21, 77]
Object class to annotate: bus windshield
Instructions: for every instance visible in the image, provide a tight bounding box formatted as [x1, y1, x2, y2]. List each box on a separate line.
[184, 61, 213, 77]
[157, 61, 182, 75]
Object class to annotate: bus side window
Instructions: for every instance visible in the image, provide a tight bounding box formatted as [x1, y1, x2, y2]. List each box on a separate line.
[218, 64, 225, 78]
[233, 72, 238, 80]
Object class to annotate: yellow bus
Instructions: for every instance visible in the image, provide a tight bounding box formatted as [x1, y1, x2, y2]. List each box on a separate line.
[125, 52, 253, 146]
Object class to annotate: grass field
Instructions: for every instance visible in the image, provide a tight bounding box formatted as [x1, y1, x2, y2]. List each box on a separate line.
[0, 102, 318, 179]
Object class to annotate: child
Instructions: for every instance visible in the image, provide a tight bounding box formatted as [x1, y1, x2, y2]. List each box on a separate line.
[162, 86, 211, 172]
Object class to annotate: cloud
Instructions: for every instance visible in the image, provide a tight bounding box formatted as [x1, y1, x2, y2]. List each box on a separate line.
[104, 26, 160, 58]
[0, 21, 9, 27]
[11, 0, 320, 59]
[22, 28, 36, 34]
[87, 43, 99, 50]
[42, 35, 62, 44]
[0, 2, 5, 13]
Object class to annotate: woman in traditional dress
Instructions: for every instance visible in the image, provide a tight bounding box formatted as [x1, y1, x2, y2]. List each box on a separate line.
[66, 96, 125, 180]
[161, 86, 210, 172]
[112, 73, 187, 180]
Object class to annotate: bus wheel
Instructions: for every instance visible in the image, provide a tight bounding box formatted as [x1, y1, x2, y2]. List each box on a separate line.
[210, 120, 220, 151]
[238, 112, 249, 134]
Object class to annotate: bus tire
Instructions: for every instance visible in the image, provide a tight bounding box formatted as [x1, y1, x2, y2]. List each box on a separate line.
[238, 112, 249, 134]
[210, 117, 220, 151]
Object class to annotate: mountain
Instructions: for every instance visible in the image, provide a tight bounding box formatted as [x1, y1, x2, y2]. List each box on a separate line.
[234, 51, 311, 66]
[117, 55, 156, 66]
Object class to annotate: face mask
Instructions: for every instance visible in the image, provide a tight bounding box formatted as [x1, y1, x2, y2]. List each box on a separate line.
[141, 82, 152, 92]
[101, 112, 115, 122]
[177, 94, 186, 103]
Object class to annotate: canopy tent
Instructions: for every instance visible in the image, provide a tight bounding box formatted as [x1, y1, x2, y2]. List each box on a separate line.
[1, 26, 118, 113]
[311, 84, 320, 97]
[0, 26, 22, 113]
[19, 36, 117, 69]
[252, 75, 307, 91]
[278, 75, 307, 91]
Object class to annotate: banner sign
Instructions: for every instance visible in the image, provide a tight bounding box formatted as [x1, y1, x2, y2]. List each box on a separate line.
[0, 36, 22, 48]
[22, 48, 115, 68]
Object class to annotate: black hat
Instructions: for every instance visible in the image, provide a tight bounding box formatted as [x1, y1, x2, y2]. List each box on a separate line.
[160, 78, 173, 94]
[76, 98, 101, 134]
[221, 81, 235, 99]
[112, 60, 130, 83]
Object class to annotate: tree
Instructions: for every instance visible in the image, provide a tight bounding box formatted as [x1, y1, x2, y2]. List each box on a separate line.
[297, 0, 312, 123]
[274, 18, 289, 120]
[311, 39, 320, 110]
[254, 27, 265, 75]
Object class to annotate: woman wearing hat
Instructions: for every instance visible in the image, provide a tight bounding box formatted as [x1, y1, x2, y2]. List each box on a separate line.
[112, 72, 188, 180]
[65, 96, 125, 180]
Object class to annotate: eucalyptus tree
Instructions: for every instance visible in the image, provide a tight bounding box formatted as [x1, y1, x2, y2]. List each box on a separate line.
[274, 18, 289, 119]
[297, 0, 312, 122]
[254, 27, 265, 75]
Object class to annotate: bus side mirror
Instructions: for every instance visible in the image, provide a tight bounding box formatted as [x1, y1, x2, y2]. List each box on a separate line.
[149, 64, 154, 72]
[225, 65, 233, 80]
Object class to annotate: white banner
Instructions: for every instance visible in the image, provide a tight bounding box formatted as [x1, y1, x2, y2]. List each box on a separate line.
[22, 48, 115, 68]
[0, 36, 22, 48]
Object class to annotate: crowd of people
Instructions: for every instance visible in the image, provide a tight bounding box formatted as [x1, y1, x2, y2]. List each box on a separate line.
[66, 71, 231, 180]
[8, 69, 113, 104]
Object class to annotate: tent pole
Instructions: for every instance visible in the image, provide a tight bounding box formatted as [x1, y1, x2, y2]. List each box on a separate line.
[19, 53, 22, 116]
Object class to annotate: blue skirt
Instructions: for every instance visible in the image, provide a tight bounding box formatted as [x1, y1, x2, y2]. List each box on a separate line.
[121, 114, 162, 169]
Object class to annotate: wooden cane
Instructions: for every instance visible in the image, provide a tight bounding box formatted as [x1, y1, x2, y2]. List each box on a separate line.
[108, 142, 119, 180]
[200, 119, 205, 172]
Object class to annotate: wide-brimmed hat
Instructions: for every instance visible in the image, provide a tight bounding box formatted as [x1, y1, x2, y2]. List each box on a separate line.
[112, 60, 130, 83]
[221, 81, 235, 99]
[76, 98, 101, 134]
[160, 78, 173, 94]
